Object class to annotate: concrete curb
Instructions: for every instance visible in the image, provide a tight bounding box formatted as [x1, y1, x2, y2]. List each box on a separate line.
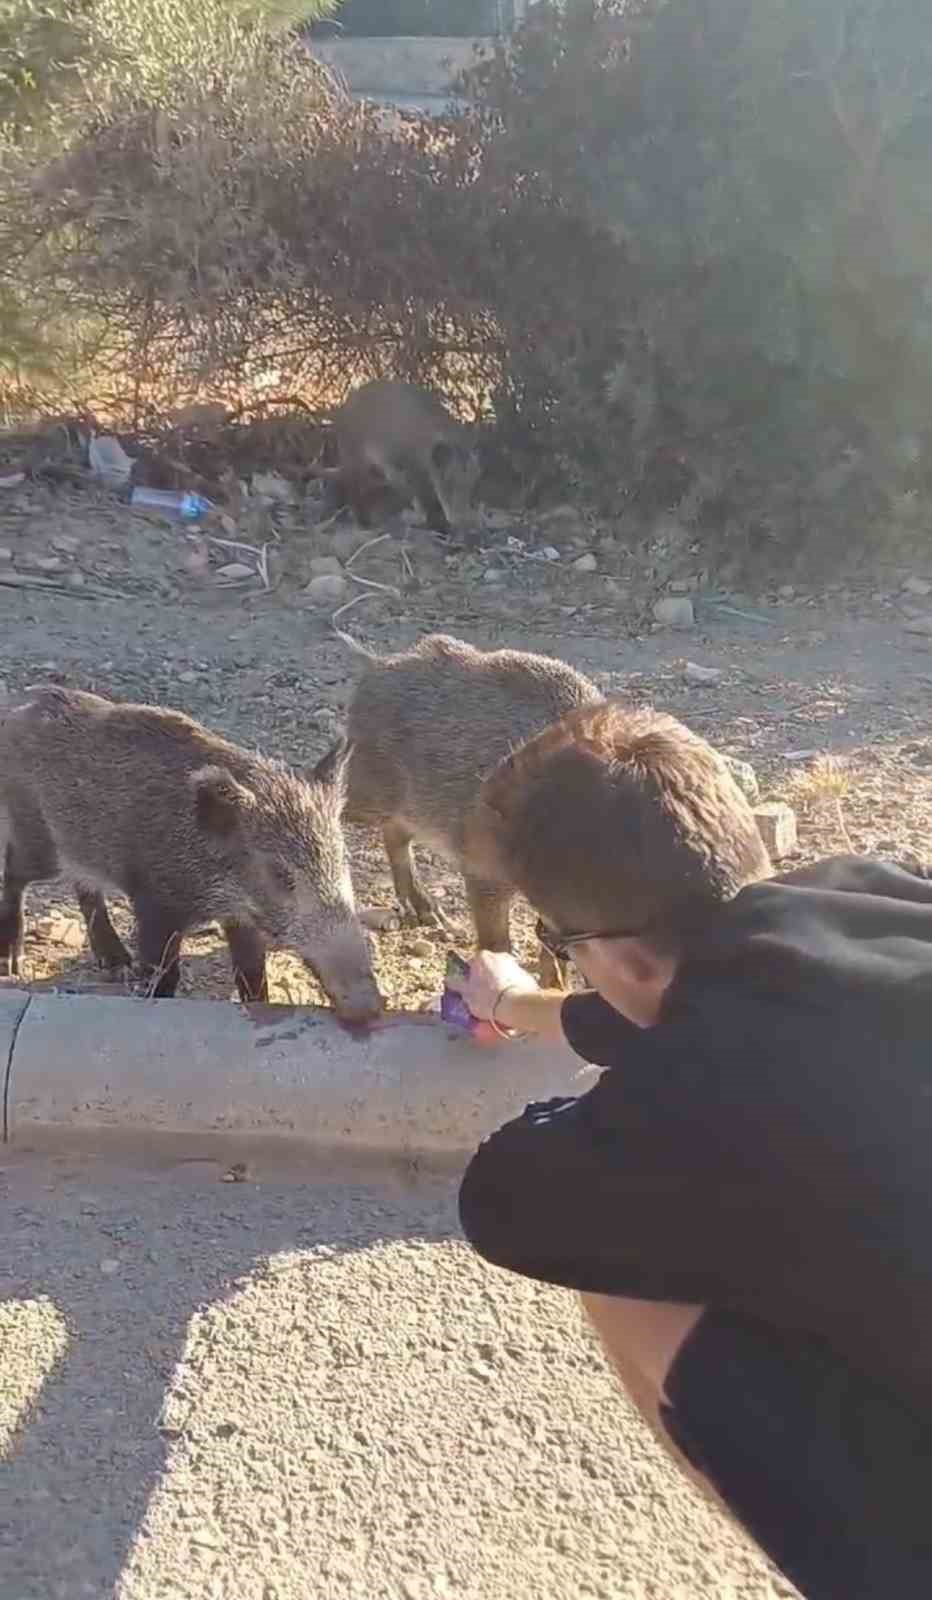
[1, 988, 592, 1162]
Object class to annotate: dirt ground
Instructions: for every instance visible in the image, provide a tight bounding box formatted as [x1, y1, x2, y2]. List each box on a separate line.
[1, 474, 931, 1009]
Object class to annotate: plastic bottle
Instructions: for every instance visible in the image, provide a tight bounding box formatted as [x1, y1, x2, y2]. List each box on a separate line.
[438, 952, 502, 1046]
[130, 487, 213, 521]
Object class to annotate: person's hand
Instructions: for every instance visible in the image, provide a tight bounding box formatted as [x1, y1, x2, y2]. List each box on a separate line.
[448, 950, 539, 1023]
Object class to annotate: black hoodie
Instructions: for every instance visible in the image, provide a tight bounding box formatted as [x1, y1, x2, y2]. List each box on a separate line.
[458, 856, 932, 1408]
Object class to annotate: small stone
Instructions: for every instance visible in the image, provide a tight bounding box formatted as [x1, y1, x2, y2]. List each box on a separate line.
[753, 802, 798, 859]
[181, 542, 210, 579]
[904, 576, 932, 597]
[573, 553, 598, 573]
[251, 471, 294, 503]
[329, 526, 373, 562]
[309, 706, 341, 735]
[52, 534, 80, 555]
[32, 556, 63, 573]
[904, 615, 932, 635]
[683, 660, 723, 685]
[305, 573, 349, 607]
[67, 572, 86, 589]
[178, 669, 198, 684]
[99, 1258, 120, 1275]
[49, 916, 84, 950]
[778, 584, 795, 599]
[723, 755, 760, 804]
[652, 595, 695, 629]
[0, 545, 12, 562]
[308, 555, 343, 577]
[214, 561, 254, 581]
[409, 938, 433, 959]
[539, 504, 586, 539]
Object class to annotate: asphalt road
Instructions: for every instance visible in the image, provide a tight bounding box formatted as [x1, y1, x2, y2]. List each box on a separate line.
[0, 1148, 796, 1600]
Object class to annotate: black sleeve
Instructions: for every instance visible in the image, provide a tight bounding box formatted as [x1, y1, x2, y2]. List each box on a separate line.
[777, 853, 932, 902]
[458, 1031, 794, 1308]
[560, 989, 644, 1067]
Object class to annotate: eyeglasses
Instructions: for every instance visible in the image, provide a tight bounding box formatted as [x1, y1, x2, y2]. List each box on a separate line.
[535, 916, 644, 964]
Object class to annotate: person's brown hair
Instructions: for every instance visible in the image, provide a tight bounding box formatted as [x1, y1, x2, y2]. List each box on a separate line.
[466, 699, 771, 948]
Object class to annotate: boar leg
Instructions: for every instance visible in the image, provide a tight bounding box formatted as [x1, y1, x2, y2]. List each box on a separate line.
[465, 875, 512, 954]
[383, 820, 444, 927]
[0, 841, 27, 977]
[538, 946, 568, 992]
[76, 886, 132, 972]
[134, 898, 183, 998]
[403, 456, 451, 537]
[223, 921, 269, 1004]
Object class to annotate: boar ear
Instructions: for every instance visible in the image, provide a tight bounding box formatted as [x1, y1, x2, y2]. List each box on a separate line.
[311, 736, 352, 792]
[191, 765, 256, 837]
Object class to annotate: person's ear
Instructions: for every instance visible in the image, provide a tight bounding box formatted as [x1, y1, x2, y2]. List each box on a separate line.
[600, 938, 675, 992]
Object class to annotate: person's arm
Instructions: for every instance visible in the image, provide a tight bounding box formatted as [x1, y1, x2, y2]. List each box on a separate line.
[446, 949, 569, 1042]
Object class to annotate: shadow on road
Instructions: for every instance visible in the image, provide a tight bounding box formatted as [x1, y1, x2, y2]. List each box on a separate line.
[0, 1153, 458, 1598]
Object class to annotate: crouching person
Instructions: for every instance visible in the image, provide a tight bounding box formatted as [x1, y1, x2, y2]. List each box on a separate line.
[453, 701, 932, 1600]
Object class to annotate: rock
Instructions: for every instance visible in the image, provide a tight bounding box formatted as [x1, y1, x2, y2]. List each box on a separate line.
[483, 568, 504, 585]
[308, 555, 343, 577]
[329, 527, 373, 562]
[904, 576, 932, 597]
[683, 661, 723, 685]
[178, 669, 198, 684]
[539, 503, 586, 539]
[32, 556, 63, 573]
[409, 938, 433, 959]
[214, 561, 254, 582]
[305, 573, 349, 607]
[51, 534, 80, 555]
[652, 595, 695, 629]
[309, 706, 342, 735]
[0, 471, 25, 488]
[904, 615, 932, 635]
[723, 756, 760, 803]
[0, 546, 12, 562]
[67, 572, 86, 589]
[778, 584, 795, 599]
[753, 802, 798, 859]
[49, 915, 85, 950]
[180, 538, 210, 580]
[251, 471, 294, 503]
[573, 553, 598, 573]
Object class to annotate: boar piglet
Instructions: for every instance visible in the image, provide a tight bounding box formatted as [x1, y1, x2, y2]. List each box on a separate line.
[333, 631, 602, 980]
[0, 687, 381, 1020]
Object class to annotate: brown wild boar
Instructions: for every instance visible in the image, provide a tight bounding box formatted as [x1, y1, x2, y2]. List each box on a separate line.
[0, 687, 381, 1019]
[333, 632, 602, 978]
[314, 379, 479, 538]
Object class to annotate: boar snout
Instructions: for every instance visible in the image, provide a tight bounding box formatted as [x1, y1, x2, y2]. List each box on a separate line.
[300, 921, 383, 1023]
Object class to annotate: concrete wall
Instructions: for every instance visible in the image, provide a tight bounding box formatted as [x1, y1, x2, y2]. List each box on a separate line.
[310, 36, 494, 113]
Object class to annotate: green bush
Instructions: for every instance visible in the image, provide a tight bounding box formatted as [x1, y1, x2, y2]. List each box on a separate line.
[465, 0, 932, 558]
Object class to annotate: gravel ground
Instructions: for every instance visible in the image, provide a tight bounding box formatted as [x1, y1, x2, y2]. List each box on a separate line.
[0, 1150, 797, 1600]
[2, 482, 931, 1010]
[1, 482, 930, 1597]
